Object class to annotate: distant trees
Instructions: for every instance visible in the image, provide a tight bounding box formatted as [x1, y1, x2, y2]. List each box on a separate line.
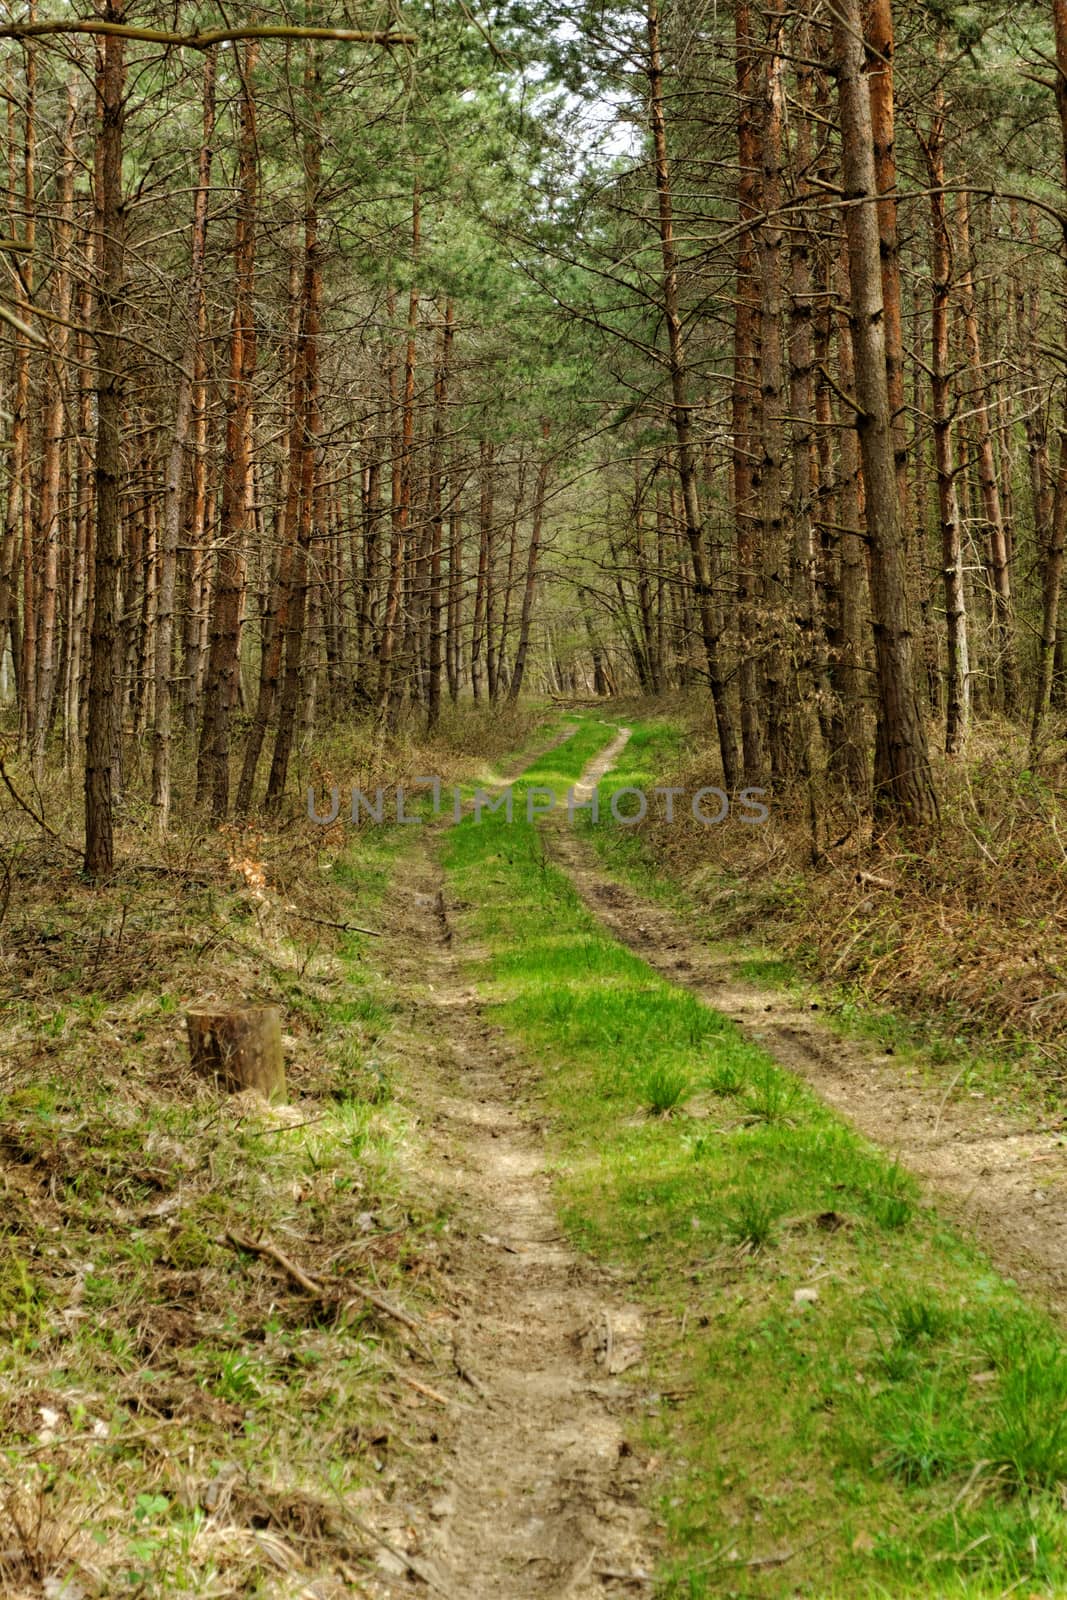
[0, 7, 572, 875]
[6, 0, 1067, 867]
[516, 0, 1067, 828]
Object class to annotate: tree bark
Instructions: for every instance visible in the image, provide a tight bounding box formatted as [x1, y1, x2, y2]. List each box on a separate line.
[265, 48, 321, 811]
[922, 76, 970, 754]
[31, 76, 74, 780]
[831, 0, 938, 827]
[733, 0, 764, 783]
[1032, 0, 1067, 756]
[83, 14, 126, 879]
[956, 192, 1019, 716]
[757, 6, 790, 780]
[237, 248, 303, 816]
[426, 302, 452, 732]
[196, 41, 259, 818]
[186, 1005, 286, 1102]
[646, 0, 739, 788]
[152, 49, 216, 829]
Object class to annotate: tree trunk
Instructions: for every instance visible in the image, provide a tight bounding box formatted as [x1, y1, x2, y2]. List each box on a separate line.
[447, 448, 463, 703]
[831, 0, 938, 828]
[786, 22, 823, 780]
[152, 49, 216, 829]
[832, 254, 871, 799]
[733, 0, 764, 783]
[757, 6, 791, 780]
[956, 192, 1019, 716]
[646, 0, 739, 788]
[83, 16, 126, 879]
[922, 75, 970, 754]
[426, 302, 452, 732]
[265, 48, 321, 811]
[471, 439, 492, 702]
[196, 41, 259, 819]
[237, 250, 303, 816]
[31, 77, 74, 780]
[186, 1005, 286, 1102]
[1032, 0, 1067, 756]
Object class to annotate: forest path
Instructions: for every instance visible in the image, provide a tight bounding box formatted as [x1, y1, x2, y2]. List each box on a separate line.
[362, 755, 656, 1596]
[545, 729, 1067, 1323]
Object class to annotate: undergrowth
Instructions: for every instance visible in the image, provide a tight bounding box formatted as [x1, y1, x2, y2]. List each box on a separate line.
[0, 703, 556, 1598]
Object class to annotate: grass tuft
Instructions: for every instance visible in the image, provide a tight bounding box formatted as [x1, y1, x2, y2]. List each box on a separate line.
[641, 1062, 692, 1117]
[724, 1188, 780, 1252]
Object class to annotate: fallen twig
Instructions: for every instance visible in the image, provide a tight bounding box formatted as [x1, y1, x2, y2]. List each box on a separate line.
[340, 1509, 458, 1600]
[342, 1283, 425, 1341]
[226, 1230, 322, 1294]
[287, 910, 381, 936]
[0, 754, 81, 859]
[397, 1372, 456, 1408]
[224, 1228, 426, 1344]
[451, 1336, 491, 1402]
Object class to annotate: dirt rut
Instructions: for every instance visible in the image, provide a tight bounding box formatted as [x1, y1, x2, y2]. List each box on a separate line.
[366, 828, 656, 1598]
[545, 727, 1067, 1322]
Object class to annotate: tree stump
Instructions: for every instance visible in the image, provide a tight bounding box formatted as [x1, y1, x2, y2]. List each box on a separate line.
[185, 1005, 287, 1102]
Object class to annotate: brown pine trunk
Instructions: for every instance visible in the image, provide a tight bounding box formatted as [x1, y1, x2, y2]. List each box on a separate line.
[152, 50, 216, 829]
[734, 0, 764, 782]
[832, 0, 938, 827]
[757, 6, 790, 780]
[922, 76, 970, 754]
[1032, 0, 1067, 755]
[31, 77, 74, 779]
[471, 440, 492, 703]
[656, 483, 668, 689]
[496, 448, 525, 698]
[9, 47, 36, 750]
[65, 278, 94, 763]
[509, 421, 551, 703]
[197, 41, 259, 818]
[485, 453, 499, 704]
[634, 452, 660, 693]
[181, 336, 210, 733]
[236, 250, 303, 816]
[265, 49, 321, 811]
[1017, 206, 1054, 570]
[864, 0, 910, 530]
[786, 24, 823, 778]
[83, 15, 126, 879]
[447, 450, 463, 703]
[426, 302, 452, 732]
[385, 180, 420, 728]
[354, 426, 382, 705]
[647, 0, 739, 787]
[833, 254, 871, 798]
[375, 288, 404, 714]
[956, 193, 1019, 716]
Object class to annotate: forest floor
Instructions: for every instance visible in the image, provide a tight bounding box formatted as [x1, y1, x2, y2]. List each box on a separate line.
[8, 708, 1067, 1597]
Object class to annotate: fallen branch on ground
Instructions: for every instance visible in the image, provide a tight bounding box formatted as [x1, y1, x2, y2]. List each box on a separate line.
[224, 1229, 424, 1342]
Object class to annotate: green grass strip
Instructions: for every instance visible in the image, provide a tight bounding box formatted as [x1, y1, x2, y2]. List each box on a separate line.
[440, 712, 1067, 1597]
